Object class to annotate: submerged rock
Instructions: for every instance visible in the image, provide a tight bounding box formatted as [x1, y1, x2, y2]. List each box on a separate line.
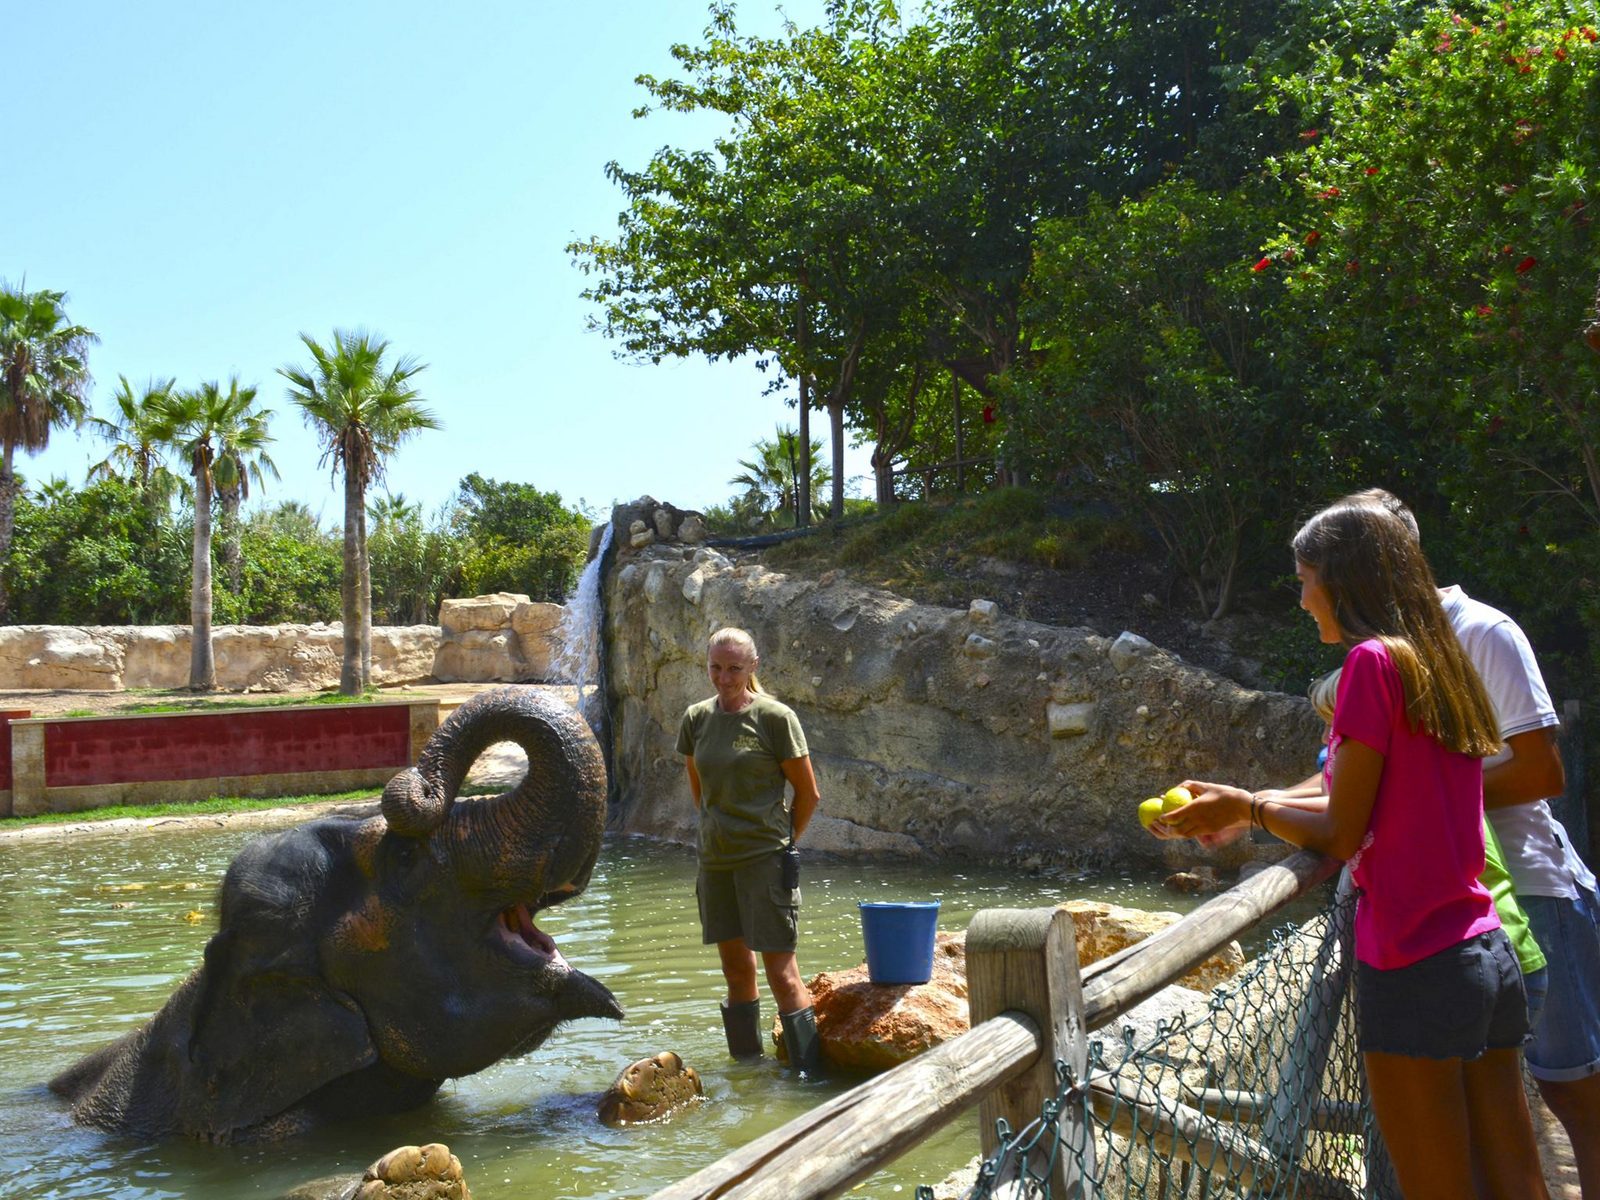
[596, 1051, 705, 1126]
[283, 1143, 470, 1200]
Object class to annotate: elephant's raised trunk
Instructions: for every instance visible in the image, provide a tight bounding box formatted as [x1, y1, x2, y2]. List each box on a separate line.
[383, 687, 607, 898]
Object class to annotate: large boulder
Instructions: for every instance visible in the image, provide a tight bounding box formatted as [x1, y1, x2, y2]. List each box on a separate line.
[780, 932, 970, 1072]
[781, 906, 1243, 1074]
[432, 629, 524, 683]
[511, 601, 564, 680]
[1062, 900, 1245, 992]
[439, 593, 529, 635]
[604, 545, 1324, 867]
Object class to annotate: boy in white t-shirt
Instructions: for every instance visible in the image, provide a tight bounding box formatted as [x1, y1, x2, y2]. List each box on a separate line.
[1359, 490, 1599, 1195]
[1438, 583, 1600, 1194]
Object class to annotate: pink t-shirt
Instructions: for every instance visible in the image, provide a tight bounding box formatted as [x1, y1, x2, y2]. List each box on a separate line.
[1329, 639, 1499, 969]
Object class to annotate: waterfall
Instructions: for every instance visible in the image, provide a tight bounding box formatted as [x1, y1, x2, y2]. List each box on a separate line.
[553, 522, 614, 732]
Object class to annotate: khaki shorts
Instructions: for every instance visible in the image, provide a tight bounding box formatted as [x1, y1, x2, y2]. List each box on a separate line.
[697, 852, 800, 952]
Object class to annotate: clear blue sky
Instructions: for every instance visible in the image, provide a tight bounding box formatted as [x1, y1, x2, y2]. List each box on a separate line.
[4, 1, 871, 526]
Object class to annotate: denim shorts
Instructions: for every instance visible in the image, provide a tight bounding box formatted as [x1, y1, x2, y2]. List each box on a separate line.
[697, 852, 800, 953]
[1520, 885, 1600, 1081]
[1356, 928, 1527, 1059]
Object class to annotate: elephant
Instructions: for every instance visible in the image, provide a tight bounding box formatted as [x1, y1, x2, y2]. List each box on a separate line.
[49, 686, 623, 1143]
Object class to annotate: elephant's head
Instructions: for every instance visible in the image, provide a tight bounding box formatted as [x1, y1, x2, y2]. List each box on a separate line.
[51, 686, 621, 1141]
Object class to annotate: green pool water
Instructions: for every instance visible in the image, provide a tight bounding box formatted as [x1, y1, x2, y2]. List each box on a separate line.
[0, 823, 1210, 1200]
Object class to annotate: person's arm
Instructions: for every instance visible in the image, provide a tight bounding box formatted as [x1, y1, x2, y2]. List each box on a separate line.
[1187, 773, 1327, 848]
[1482, 727, 1565, 810]
[1162, 742, 1380, 860]
[780, 756, 820, 839]
[685, 756, 702, 811]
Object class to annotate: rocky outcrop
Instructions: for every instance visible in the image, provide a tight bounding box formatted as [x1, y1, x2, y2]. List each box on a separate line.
[604, 545, 1323, 867]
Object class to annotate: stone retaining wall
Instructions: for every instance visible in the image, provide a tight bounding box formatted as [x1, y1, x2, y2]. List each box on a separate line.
[604, 544, 1322, 867]
[0, 596, 568, 693]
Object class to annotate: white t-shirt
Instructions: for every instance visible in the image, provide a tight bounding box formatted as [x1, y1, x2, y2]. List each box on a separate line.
[1440, 585, 1596, 898]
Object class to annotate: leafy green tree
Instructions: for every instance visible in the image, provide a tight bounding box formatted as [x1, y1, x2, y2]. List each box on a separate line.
[729, 426, 830, 528]
[156, 378, 275, 689]
[4, 477, 188, 624]
[452, 474, 590, 603]
[215, 511, 343, 625]
[1009, 180, 1308, 617]
[368, 493, 465, 625]
[280, 330, 437, 694]
[0, 282, 96, 620]
[87, 375, 189, 518]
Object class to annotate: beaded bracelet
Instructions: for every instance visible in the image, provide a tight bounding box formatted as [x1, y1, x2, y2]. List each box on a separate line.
[1251, 796, 1264, 831]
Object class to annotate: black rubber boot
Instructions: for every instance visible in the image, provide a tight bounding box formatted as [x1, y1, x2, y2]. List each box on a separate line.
[720, 998, 764, 1059]
[779, 1005, 825, 1079]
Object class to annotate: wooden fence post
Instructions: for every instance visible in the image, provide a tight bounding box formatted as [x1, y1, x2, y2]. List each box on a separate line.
[968, 906, 1096, 1197]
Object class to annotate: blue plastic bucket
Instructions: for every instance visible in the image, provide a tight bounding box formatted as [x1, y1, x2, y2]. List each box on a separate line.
[859, 901, 941, 984]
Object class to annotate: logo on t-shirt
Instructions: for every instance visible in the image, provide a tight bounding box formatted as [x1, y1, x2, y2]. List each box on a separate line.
[733, 735, 765, 755]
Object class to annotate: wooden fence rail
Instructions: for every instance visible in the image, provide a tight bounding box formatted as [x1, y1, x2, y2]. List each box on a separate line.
[647, 850, 1338, 1200]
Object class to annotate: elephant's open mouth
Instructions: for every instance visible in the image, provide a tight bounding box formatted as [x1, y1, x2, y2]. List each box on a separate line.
[495, 884, 581, 968]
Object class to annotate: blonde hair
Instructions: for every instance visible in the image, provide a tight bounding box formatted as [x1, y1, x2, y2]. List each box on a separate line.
[1292, 497, 1498, 756]
[707, 627, 764, 694]
[1308, 669, 1341, 724]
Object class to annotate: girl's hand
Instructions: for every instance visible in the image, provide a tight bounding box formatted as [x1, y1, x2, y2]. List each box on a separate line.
[1151, 780, 1252, 841]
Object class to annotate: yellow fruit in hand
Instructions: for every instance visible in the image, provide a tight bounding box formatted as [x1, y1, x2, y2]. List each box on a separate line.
[1138, 797, 1165, 829]
[1162, 785, 1193, 812]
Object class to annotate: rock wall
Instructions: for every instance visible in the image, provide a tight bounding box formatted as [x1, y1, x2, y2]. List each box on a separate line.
[0, 594, 567, 692]
[605, 545, 1323, 867]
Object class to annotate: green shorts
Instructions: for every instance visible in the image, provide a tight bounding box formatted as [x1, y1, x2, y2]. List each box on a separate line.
[697, 852, 800, 952]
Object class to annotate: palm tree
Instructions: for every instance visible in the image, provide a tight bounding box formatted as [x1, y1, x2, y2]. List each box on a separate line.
[729, 425, 831, 529]
[155, 378, 276, 690]
[280, 330, 437, 695]
[0, 282, 97, 619]
[88, 375, 188, 518]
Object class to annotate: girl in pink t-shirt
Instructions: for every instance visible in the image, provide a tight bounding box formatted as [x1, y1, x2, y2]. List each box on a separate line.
[1156, 496, 1545, 1200]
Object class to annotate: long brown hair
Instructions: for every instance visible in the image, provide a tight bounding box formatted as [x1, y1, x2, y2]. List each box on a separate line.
[1292, 497, 1498, 756]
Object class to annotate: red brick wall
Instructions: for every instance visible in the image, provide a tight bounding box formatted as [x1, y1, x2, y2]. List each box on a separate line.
[43, 705, 412, 787]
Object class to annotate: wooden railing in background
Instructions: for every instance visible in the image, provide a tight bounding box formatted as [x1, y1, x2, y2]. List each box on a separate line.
[648, 850, 1339, 1200]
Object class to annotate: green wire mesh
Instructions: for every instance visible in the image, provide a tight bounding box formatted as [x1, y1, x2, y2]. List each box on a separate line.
[921, 881, 1401, 1199]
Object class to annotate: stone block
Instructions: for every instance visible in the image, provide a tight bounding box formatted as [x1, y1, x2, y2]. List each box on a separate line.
[1047, 700, 1094, 737]
[439, 594, 528, 635]
[968, 598, 999, 622]
[433, 630, 524, 683]
[1060, 899, 1244, 992]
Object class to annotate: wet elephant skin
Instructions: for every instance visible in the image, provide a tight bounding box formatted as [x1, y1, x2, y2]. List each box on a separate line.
[48, 687, 622, 1142]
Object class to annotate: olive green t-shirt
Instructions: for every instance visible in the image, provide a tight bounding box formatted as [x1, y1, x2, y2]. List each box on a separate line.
[676, 693, 809, 868]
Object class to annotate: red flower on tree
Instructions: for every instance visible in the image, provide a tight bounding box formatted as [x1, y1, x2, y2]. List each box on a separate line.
[1300, 128, 1320, 140]
[1252, 257, 1272, 272]
[1305, 230, 1322, 246]
[1476, 305, 1495, 317]
[1346, 260, 1361, 274]
[1320, 186, 1342, 199]
[1365, 167, 1380, 176]
[1515, 256, 1538, 274]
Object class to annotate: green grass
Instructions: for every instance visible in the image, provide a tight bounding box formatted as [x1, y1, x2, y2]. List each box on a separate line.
[55, 690, 382, 719]
[1, 788, 381, 827]
[0, 779, 503, 829]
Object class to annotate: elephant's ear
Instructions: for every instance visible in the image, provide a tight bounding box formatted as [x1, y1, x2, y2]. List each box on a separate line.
[176, 926, 377, 1137]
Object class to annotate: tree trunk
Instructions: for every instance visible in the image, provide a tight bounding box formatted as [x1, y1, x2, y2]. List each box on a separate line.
[796, 267, 812, 528]
[358, 495, 373, 690]
[339, 466, 363, 696]
[0, 443, 18, 623]
[189, 474, 216, 691]
[952, 374, 965, 494]
[829, 398, 846, 523]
